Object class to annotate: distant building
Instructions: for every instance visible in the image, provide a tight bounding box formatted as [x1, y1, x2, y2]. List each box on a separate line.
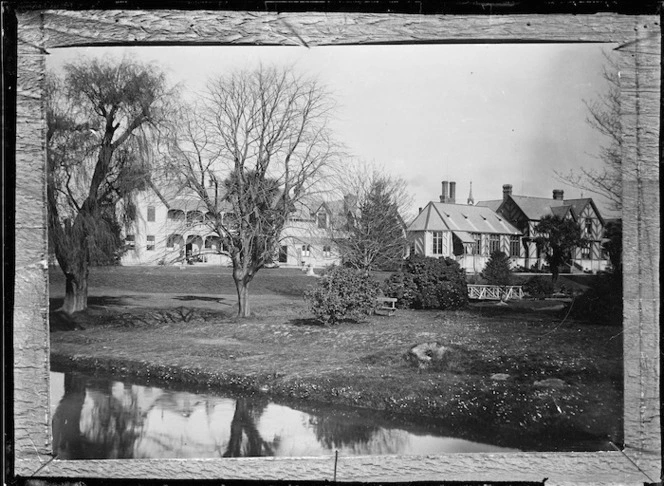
[407, 181, 522, 274]
[478, 184, 608, 273]
[120, 182, 345, 268]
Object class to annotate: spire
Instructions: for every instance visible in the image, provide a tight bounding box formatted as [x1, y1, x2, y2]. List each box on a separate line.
[467, 181, 474, 205]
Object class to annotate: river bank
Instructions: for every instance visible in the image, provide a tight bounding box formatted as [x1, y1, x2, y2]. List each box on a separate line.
[50, 290, 622, 452]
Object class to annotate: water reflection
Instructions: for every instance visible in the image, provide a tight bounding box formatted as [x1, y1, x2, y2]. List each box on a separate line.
[51, 371, 518, 459]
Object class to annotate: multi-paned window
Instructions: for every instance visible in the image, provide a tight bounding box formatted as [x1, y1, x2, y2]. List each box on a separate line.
[509, 235, 520, 257]
[302, 245, 311, 257]
[432, 231, 444, 255]
[472, 233, 482, 255]
[585, 218, 593, 237]
[125, 234, 135, 248]
[488, 234, 500, 254]
[581, 243, 591, 259]
[323, 245, 332, 257]
[147, 206, 155, 222]
[146, 235, 155, 251]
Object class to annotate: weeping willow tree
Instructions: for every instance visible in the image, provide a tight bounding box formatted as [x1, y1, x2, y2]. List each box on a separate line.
[164, 66, 339, 317]
[47, 57, 171, 314]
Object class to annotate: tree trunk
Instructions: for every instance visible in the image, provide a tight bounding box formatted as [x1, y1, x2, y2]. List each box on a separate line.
[62, 270, 89, 314]
[233, 272, 252, 318]
[551, 266, 560, 284]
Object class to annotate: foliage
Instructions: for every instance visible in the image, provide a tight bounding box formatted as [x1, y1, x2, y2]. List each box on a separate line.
[602, 220, 622, 274]
[534, 215, 587, 283]
[523, 276, 555, 299]
[381, 272, 419, 309]
[382, 256, 467, 310]
[331, 168, 410, 272]
[47, 56, 170, 313]
[305, 266, 379, 325]
[163, 65, 339, 317]
[481, 251, 513, 286]
[568, 273, 622, 326]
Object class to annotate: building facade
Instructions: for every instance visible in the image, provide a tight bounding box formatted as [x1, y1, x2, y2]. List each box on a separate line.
[407, 181, 522, 274]
[478, 184, 608, 273]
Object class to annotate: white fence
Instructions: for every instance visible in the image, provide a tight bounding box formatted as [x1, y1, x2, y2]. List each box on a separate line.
[467, 285, 524, 301]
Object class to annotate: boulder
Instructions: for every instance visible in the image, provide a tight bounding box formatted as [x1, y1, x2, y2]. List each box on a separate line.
[405, 342, 450, 371]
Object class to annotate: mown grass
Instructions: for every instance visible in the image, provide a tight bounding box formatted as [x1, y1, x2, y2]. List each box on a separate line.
[49, 265, 622, 451]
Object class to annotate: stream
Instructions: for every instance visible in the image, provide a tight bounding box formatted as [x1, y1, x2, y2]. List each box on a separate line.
[50, 371, 521, 459]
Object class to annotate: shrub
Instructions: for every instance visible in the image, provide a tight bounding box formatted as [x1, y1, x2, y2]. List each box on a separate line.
[383, 255, 467, 310]
[523, 275, 555, 299]
[305, 266, 379, 325]
[382, 272, 419, 309]
[481, 251, 513, 286]
[568, 273, 622, 326]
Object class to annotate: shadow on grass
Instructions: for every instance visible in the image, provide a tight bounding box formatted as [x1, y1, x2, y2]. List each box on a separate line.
[173, 295, 233, 305]
[290, 317, 327, 327]
[49, 295, 130, 311]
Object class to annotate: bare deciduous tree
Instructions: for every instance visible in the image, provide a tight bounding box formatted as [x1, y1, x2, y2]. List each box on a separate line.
[47, 57, 171, 314]
[164, 66, 339, 317]
[557, 52, 622, 211]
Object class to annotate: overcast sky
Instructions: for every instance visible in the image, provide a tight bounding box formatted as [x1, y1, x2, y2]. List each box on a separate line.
[48, 43, 619, 218]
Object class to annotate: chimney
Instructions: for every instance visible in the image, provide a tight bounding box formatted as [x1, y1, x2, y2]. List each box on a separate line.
[449, 182, 456, 204]
[502, 184, 513, 201]
[440, 181, 449, 203]
[553, 189, 564, 201]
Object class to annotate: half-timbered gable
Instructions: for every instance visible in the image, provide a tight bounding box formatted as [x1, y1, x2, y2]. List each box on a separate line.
[478, 184, 608, 273]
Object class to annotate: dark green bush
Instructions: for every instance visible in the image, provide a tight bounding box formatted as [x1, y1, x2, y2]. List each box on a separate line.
[568, 273, 622, 326]
[383, 255, 467, 310]
[481, 251, 513, 286]
[523, 275, 555, 299]
[305, 266, 379, 325]
[381, 272, 419, 309]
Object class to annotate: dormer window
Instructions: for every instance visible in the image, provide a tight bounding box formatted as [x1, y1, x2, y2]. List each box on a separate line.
[317, 211, 328, 229]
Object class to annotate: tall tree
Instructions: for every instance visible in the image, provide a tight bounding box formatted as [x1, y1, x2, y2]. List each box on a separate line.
[534, 215, 587, 283]
[330, 166, 411, 272]
[164, 66, 338, 317]
[557, 52, 622, 211]
[47, 57, 170, 314]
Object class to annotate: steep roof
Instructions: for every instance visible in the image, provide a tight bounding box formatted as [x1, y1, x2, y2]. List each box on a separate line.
[408, 202, 521, 235]
[475, 199, 503, 212]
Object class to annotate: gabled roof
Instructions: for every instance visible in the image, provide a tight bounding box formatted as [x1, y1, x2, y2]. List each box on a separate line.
[475, 199, 503, 212]
[408, 202, 521, 235]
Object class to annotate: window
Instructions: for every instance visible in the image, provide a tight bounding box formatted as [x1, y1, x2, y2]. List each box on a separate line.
[432, 231, 443, 255]
[472, 233, 482, 255]
[125, 234, 135, 248]
[581, 243, 591, 259]
[489, 234, 500, 254]
[147, 206, 155, 222]
[302, 245, 311, 257]
[323, 245, 332, 257]
[317, 212, 328, 229]
[585, 218, 593, 236]
[146, 235, 155, 251]
[509, 235, 520, 257]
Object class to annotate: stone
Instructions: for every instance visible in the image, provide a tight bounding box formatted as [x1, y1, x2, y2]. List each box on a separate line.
[491, 373, 511, 381]
[534, 378, 567, 388]
[405, 342, 450, 370]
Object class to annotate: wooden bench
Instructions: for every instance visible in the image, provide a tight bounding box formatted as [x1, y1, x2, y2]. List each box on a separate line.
[374, 297, 397, 316]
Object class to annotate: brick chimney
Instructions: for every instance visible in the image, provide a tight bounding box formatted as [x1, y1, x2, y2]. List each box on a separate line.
[502, 184, 513, 201]
[553, 189, 564, 201]
[440, 181, 449, 203]
[449, 182, 456, 204]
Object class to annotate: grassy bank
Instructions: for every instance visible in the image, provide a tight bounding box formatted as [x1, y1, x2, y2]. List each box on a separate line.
[49, 265, 622, 452]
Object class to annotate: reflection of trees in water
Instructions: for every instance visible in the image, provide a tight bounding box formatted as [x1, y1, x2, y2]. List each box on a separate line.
[309, 414, 409, 455]
[224, 397, 280, 457]
[52, 374, 145, 459]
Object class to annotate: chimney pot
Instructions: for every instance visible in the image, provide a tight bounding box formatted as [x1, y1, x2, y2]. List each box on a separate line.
[553, 189, 564, 200]
[441, 181, 449, 203]
[502, 184, 513, 201]
[449, 182, 456, 204]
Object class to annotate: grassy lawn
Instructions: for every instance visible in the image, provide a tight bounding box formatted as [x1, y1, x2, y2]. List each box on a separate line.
[49, 265, 622, 451]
